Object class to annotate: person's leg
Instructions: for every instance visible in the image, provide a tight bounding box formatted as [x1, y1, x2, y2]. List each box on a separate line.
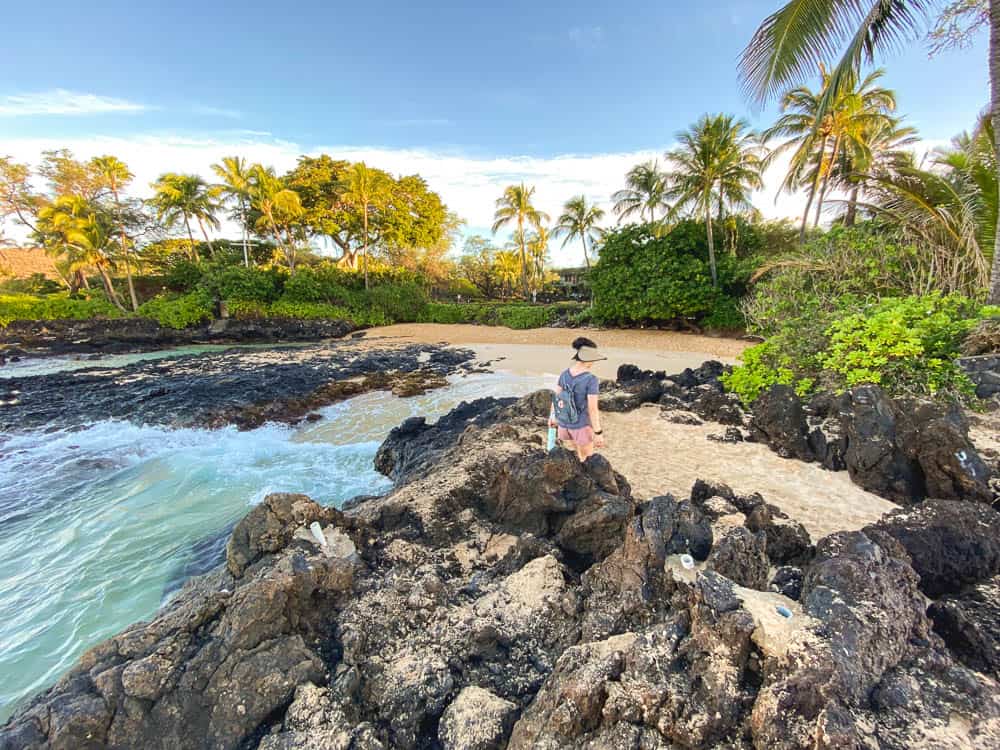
[577, 441, 595, 461]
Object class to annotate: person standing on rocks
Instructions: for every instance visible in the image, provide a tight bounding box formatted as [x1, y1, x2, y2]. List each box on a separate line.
[549, 336, 606, 461]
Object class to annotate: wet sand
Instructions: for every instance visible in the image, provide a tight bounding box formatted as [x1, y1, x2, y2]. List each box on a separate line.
[362, 323, 751, 379]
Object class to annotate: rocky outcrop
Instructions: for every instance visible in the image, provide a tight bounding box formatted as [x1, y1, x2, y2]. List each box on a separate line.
[929, 576, 1000, 681]
[868, 500, 1000, 597]
[1, 340, 476, 432]
[4, 392, 999, 750]
[0, 316, 356, 359]
[747, 383, 994, 506]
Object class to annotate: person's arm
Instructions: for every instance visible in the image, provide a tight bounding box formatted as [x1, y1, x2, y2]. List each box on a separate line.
[586, 376, 604, 447]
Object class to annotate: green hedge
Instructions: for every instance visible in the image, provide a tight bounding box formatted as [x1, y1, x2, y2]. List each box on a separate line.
[0, 293, 123, 327]
[419, 302, 580, 329]
[137, 291, 214, 329]
[589, 223, 750, 330]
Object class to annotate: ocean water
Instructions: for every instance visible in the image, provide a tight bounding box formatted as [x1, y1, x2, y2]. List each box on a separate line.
[0, 358, 551, 721]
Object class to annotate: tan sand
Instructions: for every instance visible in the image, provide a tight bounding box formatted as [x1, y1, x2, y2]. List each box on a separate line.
[601, 405, 897, 541]
[359, 323, 894, 540]
[361, 323, 750, 378]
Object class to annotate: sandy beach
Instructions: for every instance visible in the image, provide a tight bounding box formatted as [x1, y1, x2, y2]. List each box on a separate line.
[361, 323, 895, 540]
[363, 323, 752, 378]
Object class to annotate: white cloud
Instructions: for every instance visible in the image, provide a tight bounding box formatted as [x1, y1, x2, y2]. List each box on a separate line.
[0, 90, 148, 117]
[3, 131, 929, 266]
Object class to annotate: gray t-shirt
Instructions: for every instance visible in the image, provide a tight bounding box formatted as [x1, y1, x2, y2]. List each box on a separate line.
[557, 369, 599, 429]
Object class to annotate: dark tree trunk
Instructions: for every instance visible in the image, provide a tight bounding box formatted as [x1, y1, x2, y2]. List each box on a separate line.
[988, 0, 1000, 304]
[705, 198, 718, 288]
[845, 184, 860, 227]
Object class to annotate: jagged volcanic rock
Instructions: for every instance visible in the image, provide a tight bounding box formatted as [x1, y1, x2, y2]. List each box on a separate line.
[3, 391, 999, 749]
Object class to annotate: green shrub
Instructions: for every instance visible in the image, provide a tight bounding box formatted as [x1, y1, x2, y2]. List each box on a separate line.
[495, 305, 555, 330]
[701, 299, 746, 331]
[163, 260, 204, 292]
[0, 273, 63, 295]
[821, 294, 980, 397]
[269, 299, 356, 322]
[138, 291, 214, 329]
[198, 266, 284, 303]
[723, 293, 988, 404]
[0, 293, 123, 327]
[590, 224, 748, 326]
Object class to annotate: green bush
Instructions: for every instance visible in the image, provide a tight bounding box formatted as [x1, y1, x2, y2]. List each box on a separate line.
[163, 260, 204, 292]
[495, 305, 555, 330]
[722, 293, 990, 404]
[268, 299, 357, 322]
[138, 291, 214, 329]
[821, 295, 982, 397]
[198, 266, 285, 303]
[590, 223, 749, 327]
[0, 273, 63, 295]
[0, 293, 123, 327]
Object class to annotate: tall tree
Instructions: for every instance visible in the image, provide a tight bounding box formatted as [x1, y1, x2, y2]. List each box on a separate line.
[249, 166, 306, 272]
[491, 183, 549, 298]
[739, 0, 1000, 300]
[212, 156, 254, 267]
[764, 67, 898, 240]
[665, 114, 765, 286]
[339, 162, 390, 289]
[612, 161, 670, 224]
[148, 173, 221, 261]
[35, 195, 126, 310]
[90, 156, 139, 311]
[553, 195, 605, 268]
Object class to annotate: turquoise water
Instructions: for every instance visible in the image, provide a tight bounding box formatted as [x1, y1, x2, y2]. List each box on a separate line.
[0, 343, 309, 379]
[0, 369, 550, 721]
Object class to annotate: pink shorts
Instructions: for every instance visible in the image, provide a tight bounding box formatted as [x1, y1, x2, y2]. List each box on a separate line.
[558, 425, 595, 446]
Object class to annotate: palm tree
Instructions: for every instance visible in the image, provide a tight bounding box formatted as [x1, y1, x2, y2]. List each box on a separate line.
[35, 195, 126, 310]
[90, 156, 139, 311]
[764, 67, 898, 240]
[339, 162, 390, 289]
[524, 225, 550, 295]
[212, 156, 253, 267]
[861, 114, 995, 296]
[552, 195, 605, 268]
[148, 173, 221, 261]
[494, 250, 521, 298]
[740, 0, 1000, 301]
[491, 183, 549, 298]
[838, 115, 919, 226]
[612, 161, 670, 224]
[665, 114, 765, 287]
[249, 166, 306, 272]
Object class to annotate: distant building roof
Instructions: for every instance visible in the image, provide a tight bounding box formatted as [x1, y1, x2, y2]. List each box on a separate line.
[0, 247, 61, 280]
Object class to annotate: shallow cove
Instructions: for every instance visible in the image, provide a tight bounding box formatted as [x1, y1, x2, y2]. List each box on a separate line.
[0, 352, 550, 721]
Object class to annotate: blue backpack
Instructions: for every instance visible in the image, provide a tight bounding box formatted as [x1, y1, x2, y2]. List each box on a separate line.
[552, 374, 580, 425]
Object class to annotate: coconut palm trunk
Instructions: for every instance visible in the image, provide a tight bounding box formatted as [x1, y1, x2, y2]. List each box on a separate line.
[183, 216, 199, 262]
[96, 263, 126, 312]
[517, 214, 529, 299]
[110, 187, 139, 311]
[580, 235, 590, 269]
[704, 195, 718, 287]
[814, 134, 841, 228]
[241, 199, 250, 268]
[846, 184, 860, 227]
[800, 138, 827, 242]
[363, 201, 370, 291]
[989, 0, 1000, 304]
[196, 217, 215, 258]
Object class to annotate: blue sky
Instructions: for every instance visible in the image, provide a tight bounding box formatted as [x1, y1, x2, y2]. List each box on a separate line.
[0, 1, 990, 263]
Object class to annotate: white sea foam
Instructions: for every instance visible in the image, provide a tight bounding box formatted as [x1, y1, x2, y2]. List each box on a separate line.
[0, 369, 550, 721]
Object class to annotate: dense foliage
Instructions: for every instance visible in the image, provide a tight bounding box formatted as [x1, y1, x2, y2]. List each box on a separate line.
[723, 293, 995, 403]
[0, 293, 122, 327]
[589, 222, 751, 329]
